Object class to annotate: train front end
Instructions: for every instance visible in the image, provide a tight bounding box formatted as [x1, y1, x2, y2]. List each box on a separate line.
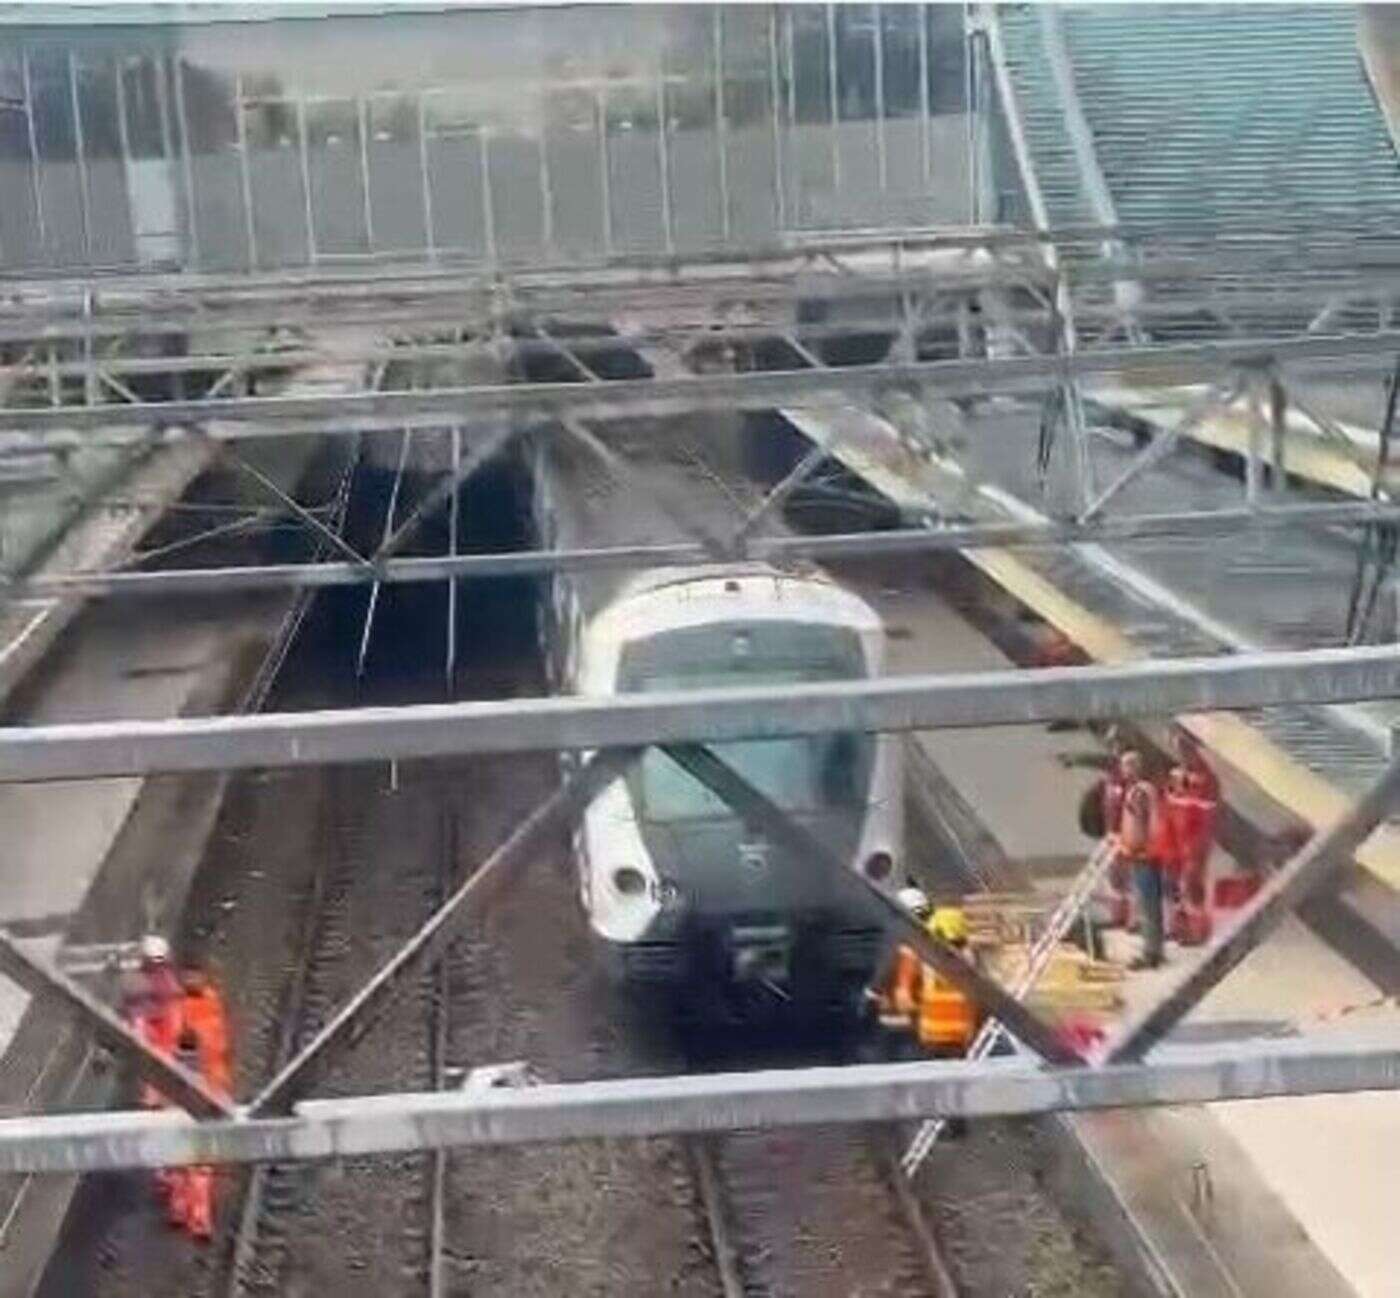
[576, 570, 902, 1016]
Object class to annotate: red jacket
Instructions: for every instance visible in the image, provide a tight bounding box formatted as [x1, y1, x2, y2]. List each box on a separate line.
[1175, 762, 1219, 871]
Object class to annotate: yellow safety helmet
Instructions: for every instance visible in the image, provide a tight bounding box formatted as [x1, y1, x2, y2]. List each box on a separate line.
[928, 906, 969, 946]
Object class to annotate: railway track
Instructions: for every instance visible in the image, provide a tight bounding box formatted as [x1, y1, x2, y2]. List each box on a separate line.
[224, 774, 458, 1296]
[688, 1124, 958, 1298]
[223, 778, 361, 1297]
[425, 804, 457, 1298]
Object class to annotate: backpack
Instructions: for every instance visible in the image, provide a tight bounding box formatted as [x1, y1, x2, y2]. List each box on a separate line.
[1078, 778, 1107, 838]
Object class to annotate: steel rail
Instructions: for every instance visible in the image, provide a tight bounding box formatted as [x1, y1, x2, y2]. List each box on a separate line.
[0, 1038, 1393, 1172]
[2, 645, 1399, 783]
[6, 330, 1400, 446]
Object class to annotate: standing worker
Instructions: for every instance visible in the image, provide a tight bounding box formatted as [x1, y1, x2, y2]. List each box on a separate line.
[864, 887, 930, 1059]
[119, 935, 184, 1205]
[120, 935, 183, 1068]
[1119, 751, 1165, 970]
[916, 907, 980, 1057]
[1065, 727, 1133, 928]
[1172, 731, 1220, 945]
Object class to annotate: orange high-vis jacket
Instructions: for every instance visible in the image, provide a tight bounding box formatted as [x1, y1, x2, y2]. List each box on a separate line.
[874, 944, 921, 1025]
[917, 967, 978, 1054]
[888, 945, 921, 1018]
[182, 984, 233, 1098]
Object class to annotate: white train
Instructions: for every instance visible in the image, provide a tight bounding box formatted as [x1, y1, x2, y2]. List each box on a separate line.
[532, 420, 903, 1013]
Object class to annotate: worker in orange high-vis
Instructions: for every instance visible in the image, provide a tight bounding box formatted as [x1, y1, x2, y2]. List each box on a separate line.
[167, 1028, 214, 1241]
[864, 887, 930, 1059]
[181, 966, 232, 1099]
[120, 935, 184, 1206]
[916, 907, 980, 1058]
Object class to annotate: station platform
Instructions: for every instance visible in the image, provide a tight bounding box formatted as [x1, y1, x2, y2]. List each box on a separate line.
[835, 547, 1400, 1298]
[800, 399, 1400, 890]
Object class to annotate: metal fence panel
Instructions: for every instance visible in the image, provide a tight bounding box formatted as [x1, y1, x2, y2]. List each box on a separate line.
[0, 4, 971, 274]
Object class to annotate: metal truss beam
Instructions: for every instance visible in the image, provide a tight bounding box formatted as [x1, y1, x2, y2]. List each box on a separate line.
[7, 222, 1400, 326]
[0, 1037, 1392, 1173]
[0, 930, 235, 1119]
[665, 743, 1077, 1063]
[1104, 755, 1400, 1063]
[8, 271, 1400, 366]
[3, 645, 1399, 783]
[17, 502, 1400, 599]
[6, 330, 1400, 449]
[0, 224, 1077, 307]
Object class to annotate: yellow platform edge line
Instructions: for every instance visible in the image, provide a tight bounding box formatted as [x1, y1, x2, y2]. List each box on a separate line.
[1099, 385, 1386, 499]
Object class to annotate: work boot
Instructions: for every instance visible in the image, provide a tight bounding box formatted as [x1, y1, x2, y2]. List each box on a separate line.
[1178, 907, 1211, 947]
[1128, 953, 1163, 971]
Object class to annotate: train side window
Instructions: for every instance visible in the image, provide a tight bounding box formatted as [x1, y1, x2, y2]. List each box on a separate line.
[821, 732, 860, 805]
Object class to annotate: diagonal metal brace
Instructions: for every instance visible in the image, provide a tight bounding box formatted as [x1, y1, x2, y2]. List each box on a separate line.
[377, 424, 517, 560]
[247, 746, 641, 1115]
[0, 929, 235, 1119]
[1103, 754, 1400, 1063]
[730, 436, 835, 550]
[661, 743, 1082, 1065]
[216, 438, 372, 570]
[1079, 376, 1243, 523]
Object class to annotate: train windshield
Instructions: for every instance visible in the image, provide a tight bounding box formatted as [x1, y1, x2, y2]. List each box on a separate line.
[618, 622, 873, 823]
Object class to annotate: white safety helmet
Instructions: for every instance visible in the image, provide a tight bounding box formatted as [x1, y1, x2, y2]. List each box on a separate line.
[896, 886, 930, 919]
[138, 934, 171, 965]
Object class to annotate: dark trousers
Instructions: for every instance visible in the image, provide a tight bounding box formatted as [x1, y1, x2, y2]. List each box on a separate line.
[1132, 859, 1164, 964]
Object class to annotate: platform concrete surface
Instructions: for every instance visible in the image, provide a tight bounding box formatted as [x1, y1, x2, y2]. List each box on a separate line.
[858, 575, 1100, 874]
[0, 594, 276, 1035]
[1112, 915, 1400, 1298]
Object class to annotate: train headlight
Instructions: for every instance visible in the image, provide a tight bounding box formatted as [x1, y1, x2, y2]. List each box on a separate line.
[863, 851, 894, 883]
[611, 866, 648, 898]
